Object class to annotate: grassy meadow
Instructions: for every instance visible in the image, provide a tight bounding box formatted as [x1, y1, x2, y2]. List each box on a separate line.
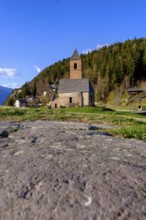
[0, 106, 146, 140]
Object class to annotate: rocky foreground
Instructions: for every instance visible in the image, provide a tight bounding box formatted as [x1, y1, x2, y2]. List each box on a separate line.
[0, 120, 146, 220]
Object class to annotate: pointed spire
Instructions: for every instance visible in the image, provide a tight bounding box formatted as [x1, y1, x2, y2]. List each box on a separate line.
[70, 49, 80, 60]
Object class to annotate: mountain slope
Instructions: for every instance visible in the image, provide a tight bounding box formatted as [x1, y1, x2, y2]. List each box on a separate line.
[5, 37, 146, 106]
[0, 86, 12, 105]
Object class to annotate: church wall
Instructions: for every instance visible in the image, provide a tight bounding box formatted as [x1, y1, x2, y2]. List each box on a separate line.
[51, 92, 83, 108]
[51, 91, 94, 108]
[82, 92, 89, 106]
[89, 92, 94, 106]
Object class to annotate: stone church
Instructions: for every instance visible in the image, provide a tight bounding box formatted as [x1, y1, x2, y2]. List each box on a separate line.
[51, 50, 94, 108]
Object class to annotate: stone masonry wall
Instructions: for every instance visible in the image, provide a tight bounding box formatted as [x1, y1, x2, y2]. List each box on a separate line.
[70, 60, 82, 79]
[51, 92, 82, 108]
[51, 92, 90, 108]
[83, 92, 89, 106]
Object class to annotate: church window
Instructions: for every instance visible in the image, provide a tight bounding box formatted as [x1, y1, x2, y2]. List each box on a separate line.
[74, 63, 77, 69]
[69, 97, 72, 103]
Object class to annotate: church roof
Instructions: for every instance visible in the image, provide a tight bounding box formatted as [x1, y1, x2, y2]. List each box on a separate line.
[70, 49, 81, 60]
[58, 78, 94, 93]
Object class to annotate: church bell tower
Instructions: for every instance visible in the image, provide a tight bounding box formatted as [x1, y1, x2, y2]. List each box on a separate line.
[70, 49, 82, 79]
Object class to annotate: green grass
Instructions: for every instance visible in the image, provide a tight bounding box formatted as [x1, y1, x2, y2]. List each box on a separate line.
[108, 125, 146, 140]
[141, 154, 146, 159]
[140, 188, 146, 198]
[0, 106, 146, 140]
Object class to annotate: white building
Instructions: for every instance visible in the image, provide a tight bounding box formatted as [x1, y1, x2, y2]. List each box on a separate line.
[15, 99, 27, 108]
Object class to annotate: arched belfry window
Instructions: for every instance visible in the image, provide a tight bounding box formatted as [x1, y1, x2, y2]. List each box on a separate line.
[74, 63, 77, 69]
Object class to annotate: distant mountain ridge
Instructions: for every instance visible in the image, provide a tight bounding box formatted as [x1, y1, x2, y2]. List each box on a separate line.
[0, 86, 12, 105]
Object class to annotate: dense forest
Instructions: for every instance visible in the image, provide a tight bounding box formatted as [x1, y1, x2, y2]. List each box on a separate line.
[5, 37, 146, 106]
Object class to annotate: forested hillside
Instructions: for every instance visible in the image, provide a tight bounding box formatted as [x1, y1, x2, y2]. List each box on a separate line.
[5, 37, 146, 106]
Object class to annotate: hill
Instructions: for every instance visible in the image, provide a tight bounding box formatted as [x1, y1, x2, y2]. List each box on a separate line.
[5, 37, 146, 107]
[0, 86, 12, 105]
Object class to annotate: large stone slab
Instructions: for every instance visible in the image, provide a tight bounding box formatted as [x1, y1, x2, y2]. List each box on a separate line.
[0, 120, 146, 220]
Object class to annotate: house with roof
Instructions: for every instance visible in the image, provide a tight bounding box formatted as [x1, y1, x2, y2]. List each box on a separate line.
[51, 50, 94, 108]
[15, 99, 28, 108]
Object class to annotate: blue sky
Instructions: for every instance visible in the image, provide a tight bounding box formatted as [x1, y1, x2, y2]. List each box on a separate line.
[0, 0, 146, 88]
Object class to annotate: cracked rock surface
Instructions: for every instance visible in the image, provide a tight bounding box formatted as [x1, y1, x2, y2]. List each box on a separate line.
[0, 120, 146, 220]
